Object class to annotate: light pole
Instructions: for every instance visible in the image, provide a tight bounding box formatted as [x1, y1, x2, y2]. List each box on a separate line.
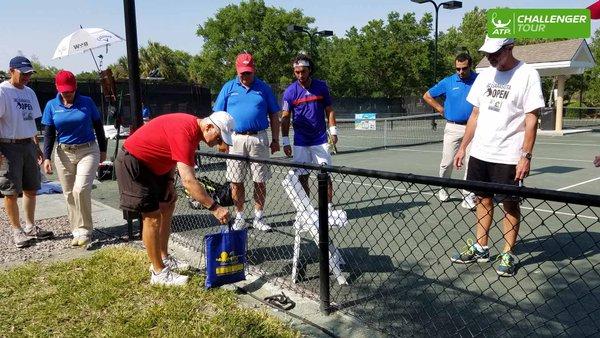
[410, 0, 462, 82]
[287, 25, 333, 58]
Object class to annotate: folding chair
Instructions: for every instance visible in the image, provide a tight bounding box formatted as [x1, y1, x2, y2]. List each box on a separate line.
[282, 170, 348, 285]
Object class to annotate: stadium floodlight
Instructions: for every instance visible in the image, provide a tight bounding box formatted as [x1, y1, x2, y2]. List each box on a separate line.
[288, 25, 334, 57]
[316, 30, 334, 37]
[442, 1, 462, 9]
[287, 25, 307, 33]
[410, 0, 463, 82]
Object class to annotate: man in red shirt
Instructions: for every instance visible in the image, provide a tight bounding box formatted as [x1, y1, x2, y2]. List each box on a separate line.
[115, 111, 233, 286]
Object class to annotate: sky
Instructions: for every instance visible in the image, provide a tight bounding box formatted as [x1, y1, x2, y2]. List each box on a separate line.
[1, 0, 598, 74]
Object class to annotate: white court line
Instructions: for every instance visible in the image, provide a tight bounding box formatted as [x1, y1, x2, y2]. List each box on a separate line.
[557, 176, 600, 191]
[272, 163, 598, 219]
[329, 177, 598, 221]
[385, 148, 592, 163]
[537, 142, 599, 147]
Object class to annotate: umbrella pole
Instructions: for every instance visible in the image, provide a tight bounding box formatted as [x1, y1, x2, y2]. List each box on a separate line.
[89, 49, 101, 72]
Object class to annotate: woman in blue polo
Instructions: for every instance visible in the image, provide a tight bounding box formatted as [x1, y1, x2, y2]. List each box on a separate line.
[42, 70, 107, 247]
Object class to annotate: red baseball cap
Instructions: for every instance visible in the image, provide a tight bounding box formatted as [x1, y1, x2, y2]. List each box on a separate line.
[235, 53, 255, 74]
[55, 70, 77, 93]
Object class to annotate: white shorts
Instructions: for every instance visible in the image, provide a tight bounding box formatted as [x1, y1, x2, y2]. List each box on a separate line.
[293, 143, 332, 175]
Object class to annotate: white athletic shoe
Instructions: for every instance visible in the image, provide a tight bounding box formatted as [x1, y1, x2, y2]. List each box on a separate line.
[163, 255, 190, 271]
[461, 193, 477, 210]
[232, 217, 246, 230]
[150, 267, 188, 286]
[438, 189, 449, 202]
[253, 217, 272, 232]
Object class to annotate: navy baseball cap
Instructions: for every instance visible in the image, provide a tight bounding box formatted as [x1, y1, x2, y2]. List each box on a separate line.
[9, 56, 35, 73]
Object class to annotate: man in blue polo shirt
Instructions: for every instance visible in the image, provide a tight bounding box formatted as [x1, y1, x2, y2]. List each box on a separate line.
[423, 52, 478, 209]
[214, 52, 280, 231]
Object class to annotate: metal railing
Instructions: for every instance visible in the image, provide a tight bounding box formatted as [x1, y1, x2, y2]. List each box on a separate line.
[170, 151, 600, 337]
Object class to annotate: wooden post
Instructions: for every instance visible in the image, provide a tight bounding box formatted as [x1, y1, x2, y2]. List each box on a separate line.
[554, 75, 567, 132]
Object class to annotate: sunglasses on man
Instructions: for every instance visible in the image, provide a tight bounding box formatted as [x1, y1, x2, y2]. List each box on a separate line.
[455, 66, 470, 72]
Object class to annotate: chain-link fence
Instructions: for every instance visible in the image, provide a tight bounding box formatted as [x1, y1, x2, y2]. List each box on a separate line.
[563, 107, 600, 129]
[170, 151, 600, 337]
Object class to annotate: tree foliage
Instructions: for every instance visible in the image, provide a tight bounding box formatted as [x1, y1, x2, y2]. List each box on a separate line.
[193, 0, 313, 91]
[582, 29, 600, 106]
[320, 12, 432, 98]
[30, 58, 60, 79]
[38, 4, 597, 105]
[139, 41, 192, 81]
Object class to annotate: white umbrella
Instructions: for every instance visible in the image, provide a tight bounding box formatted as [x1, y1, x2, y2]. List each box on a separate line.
[52, 27, 124, 70]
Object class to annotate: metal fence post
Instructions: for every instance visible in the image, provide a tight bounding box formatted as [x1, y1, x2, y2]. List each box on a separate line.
[383, 118, 388, 149]
[317, 169, 331, 314]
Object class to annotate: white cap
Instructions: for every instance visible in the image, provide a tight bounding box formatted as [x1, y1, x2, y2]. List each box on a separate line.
[479, 36, 515, 53]
[207, 111, 235, 146]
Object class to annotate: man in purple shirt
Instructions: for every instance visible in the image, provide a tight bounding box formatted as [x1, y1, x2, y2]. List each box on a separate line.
[281, 54, 338, 205]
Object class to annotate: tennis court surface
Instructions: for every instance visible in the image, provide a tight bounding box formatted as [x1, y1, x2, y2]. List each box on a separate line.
[169, 127, 600, 336]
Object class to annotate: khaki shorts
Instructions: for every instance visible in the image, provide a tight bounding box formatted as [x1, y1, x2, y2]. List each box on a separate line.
[0, 142, 41, 195]
[115, 149, 171, 213]
[226, 131, 271, 183]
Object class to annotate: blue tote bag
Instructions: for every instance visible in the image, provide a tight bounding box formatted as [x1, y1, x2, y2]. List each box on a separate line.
[204, 226, 247, 288]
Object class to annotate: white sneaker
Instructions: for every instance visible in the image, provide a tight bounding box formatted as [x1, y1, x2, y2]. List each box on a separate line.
[232, 217, 246, 230]
[461, 193, 477, 210]
[164, 255, 190, 271]
[253, 217, 272, 231]
[438, 189, 449, 202]
[150, 267, 188, 286]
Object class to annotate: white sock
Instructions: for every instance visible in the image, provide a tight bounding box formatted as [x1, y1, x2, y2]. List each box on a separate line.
[474, 243, 487, 252]
[255, 210, 263, 219]
[23, 224, 34, 232]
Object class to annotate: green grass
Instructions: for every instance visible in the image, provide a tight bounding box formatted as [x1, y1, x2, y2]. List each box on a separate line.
[0, 246, 299, 337]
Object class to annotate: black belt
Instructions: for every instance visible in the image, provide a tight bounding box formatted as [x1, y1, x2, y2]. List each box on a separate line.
[0, 138, 32, 144]
[236, 130, 260, 135]
[447, 120, 467, 125]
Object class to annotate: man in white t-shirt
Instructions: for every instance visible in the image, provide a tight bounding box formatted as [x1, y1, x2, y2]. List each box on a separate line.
[451, 38, 544, 277]
[0, 56, 53, 248]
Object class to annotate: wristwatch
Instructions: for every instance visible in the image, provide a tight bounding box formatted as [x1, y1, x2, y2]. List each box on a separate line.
[521, 151, 532, 160]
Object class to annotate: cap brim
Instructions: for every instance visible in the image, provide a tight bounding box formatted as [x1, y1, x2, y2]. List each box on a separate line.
[236, 66, 255, 74]
[221, 132, 233, 146]
[18, 67, 35, 74]
[57, 84, 76, 93]
[479, 43, 502, 54]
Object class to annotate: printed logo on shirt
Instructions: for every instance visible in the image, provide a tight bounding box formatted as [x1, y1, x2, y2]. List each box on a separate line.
[292, 95, 323, 106]
[452, 87, 460, 90]
[13, 98, 34, 120]
[485, 83, 512, 112]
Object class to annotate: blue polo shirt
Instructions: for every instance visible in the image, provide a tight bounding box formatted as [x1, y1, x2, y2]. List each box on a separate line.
[213, 76, 279, 133]
[428, 72, 477, 123]
[42, 94, 101, 144]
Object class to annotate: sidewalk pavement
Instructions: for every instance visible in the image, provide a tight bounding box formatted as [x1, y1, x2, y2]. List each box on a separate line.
[24, 192, 125, 232]
[29, 191, 384, 338]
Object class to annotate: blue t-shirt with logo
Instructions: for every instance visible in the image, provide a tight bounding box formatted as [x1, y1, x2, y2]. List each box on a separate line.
[282, 79, 332, 147]
[428, 72, 478, 123]
[42, 94, 101, 144]
[213, 77, 279, 133]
